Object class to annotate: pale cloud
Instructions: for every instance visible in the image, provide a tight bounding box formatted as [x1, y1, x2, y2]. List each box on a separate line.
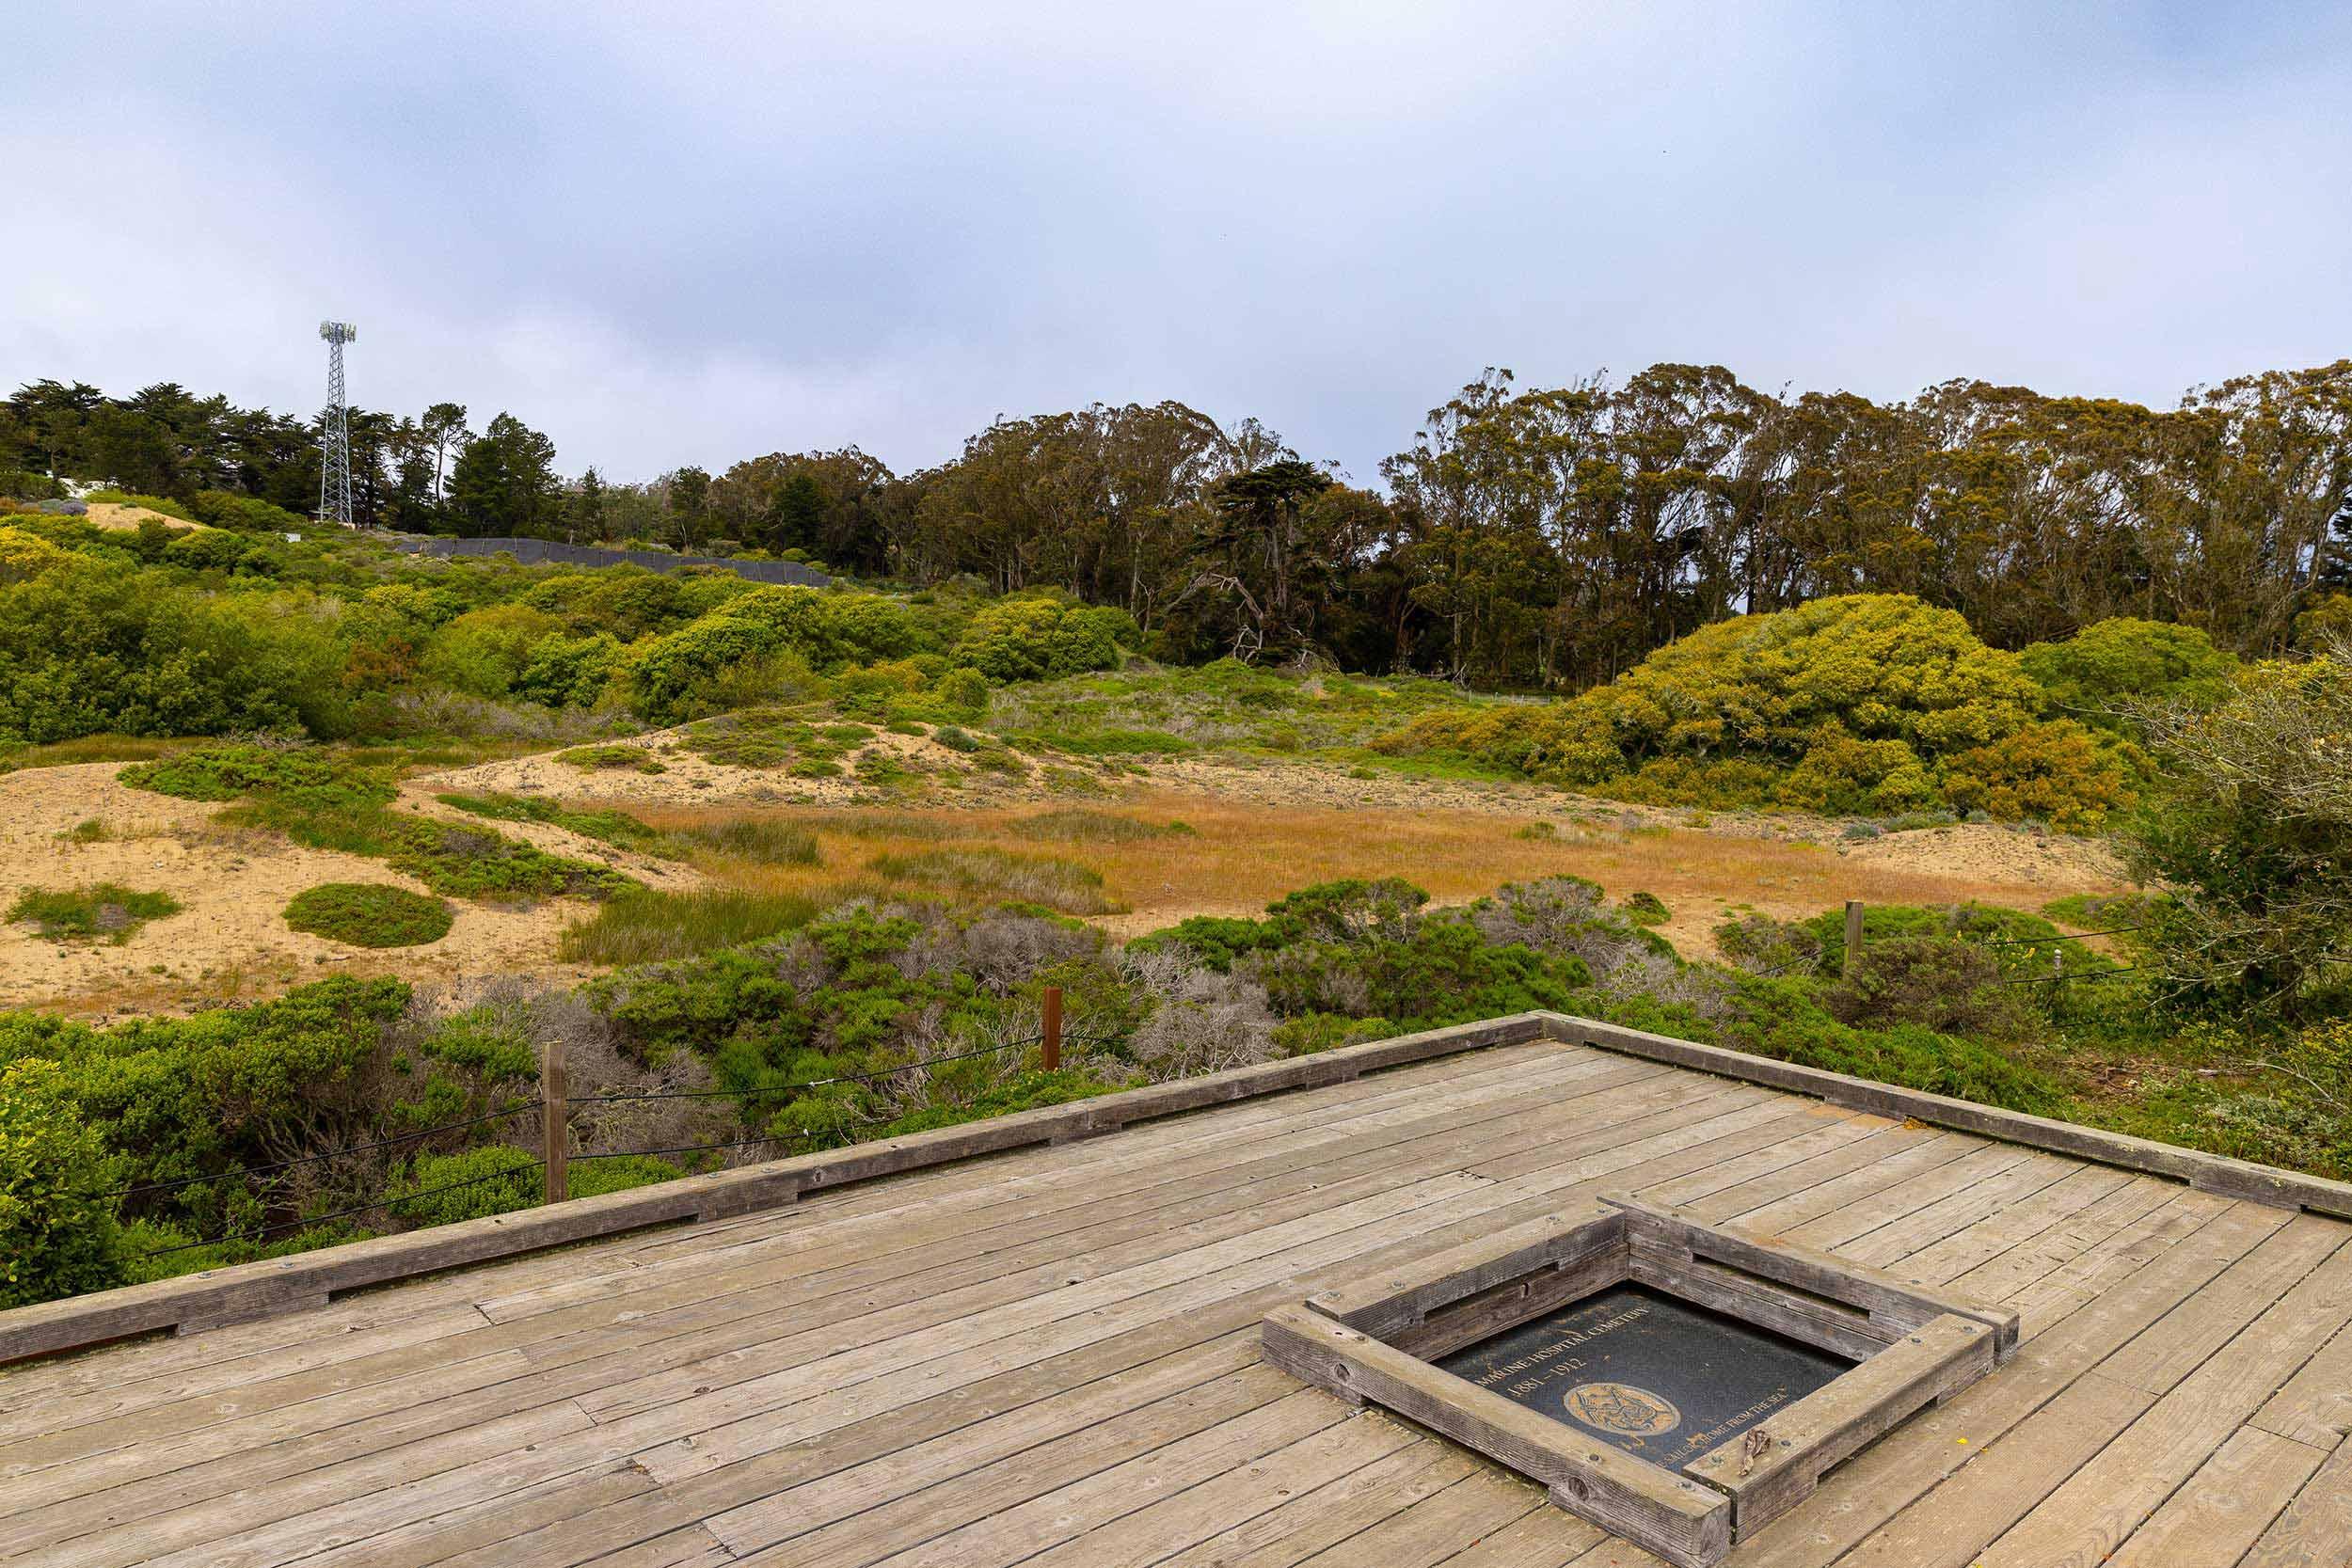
[4, 1, 2345, 483]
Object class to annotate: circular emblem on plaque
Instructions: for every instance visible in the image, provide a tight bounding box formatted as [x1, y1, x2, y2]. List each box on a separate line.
[1563, 1382, 1681, 1436]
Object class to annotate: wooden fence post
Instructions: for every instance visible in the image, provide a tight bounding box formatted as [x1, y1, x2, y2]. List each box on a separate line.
[543, 1038, 568, 1205]
[1041, 987, 1063, 1072]
[1843, 900, 1866, 980]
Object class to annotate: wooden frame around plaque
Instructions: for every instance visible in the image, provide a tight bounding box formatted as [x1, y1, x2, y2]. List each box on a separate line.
[1261, 1196, 2018, 1568]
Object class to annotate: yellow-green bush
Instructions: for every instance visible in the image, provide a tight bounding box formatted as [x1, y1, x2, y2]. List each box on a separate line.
[0, 527, 69, 584]
[0, 1059, 129, 1307]
[1377, 594, 2128, 826]
[2018, 618, 2238, 730]
[420, 604, 568, 699]
[951, 594, 1138, 683]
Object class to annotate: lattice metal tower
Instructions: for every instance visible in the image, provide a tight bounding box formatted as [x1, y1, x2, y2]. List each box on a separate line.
[317, 321, 358, 527]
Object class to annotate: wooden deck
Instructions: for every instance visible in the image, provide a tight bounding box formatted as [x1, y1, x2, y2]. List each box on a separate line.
[3, 1035, 2348, 1567]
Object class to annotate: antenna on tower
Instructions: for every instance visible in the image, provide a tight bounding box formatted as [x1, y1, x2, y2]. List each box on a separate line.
[318, 321, 358, 527]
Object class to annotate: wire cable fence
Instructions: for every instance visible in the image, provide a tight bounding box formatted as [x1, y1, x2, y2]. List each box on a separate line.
[73, 1103, 538, 1202]
[561, 1036, 1045, 1106]
[137, 1164, 541, 1258]
[1728, 907, 2152, 983]
[1981, 924, 2148, 946]
[106, 1008, 1096, 1260]
[1994, 965, 2142, 988]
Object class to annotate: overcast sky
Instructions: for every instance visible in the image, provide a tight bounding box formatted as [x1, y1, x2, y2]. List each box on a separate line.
[8, 1, 2347, 484]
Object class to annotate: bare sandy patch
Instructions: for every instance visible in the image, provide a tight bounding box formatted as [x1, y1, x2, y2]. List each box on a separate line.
[0, 764, 696, 1019]
[81, 502, 206, 534]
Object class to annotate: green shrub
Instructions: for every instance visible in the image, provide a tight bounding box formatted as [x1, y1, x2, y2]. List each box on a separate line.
[2041, 892, 2165, 930]
[2211, 1018, 2352, 1179]
[282, 883, 453, 947]
[8, 883, 180, 943]
[4, 976, 412, 1255]
[0, 1059, 129, 1307]
[0, 526, 72, 583]
[188, 490, 310, 533]
[626, 617, 797, 721]
[1375, 594, 2129, 829]
[417, 1001, 539, 1083]
[1713, 913, 1823, 976]
[570, 1152, 691, 1196]
[933, 724, 979, 752]
[120, 744, 395, 810]
[832, 660, 929, 722]
[513, 633, 627, 707]
[1823, 936, 2036, 1039]
[556, 744, 666, 773]
[160, 528, 248, 574]
[0, 559, 346, 742]
[929, 667, 991, 720]
[626, 588, 929, 722]
[421, 604, 568, 700]
[2123, 655, 2352, 1021]
[1618, 891, 1669, 927]
[2019, 618, 2238, 732]
[726, 585, 927, 668]
[1802, 901, 2092, 981]
[1022, 727, 1192, 756]
[1692, 975, 2064, 1114]
[374, 818, 632, 901]
[952, 595, 1140, 682]
[385, 1145, 540, 1226]
[688, 726, 795, 768]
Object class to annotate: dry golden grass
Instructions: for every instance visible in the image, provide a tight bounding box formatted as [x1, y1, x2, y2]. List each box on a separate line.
[607, 791, 2131, 954]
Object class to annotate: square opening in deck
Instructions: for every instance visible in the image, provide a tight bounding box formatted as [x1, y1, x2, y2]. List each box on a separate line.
[1438, 1282, 1854, 1466]
[1261, 1196, 2019, 1568]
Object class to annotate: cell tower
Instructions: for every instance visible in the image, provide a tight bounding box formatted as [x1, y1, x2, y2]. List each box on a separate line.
[317, 321, 358, 527]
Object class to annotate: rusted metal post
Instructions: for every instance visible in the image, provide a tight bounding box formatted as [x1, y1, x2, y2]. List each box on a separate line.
[1041, 987, 1063, 1072]
[1843, 900, 1865, 980]
[543, 1038, 568, 1205]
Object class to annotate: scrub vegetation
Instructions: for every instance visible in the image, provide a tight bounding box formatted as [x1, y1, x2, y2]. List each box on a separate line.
[2, 358, 2349, 1309]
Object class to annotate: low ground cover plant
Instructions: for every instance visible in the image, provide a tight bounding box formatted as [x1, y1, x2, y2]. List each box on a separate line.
[283, 882, 455, 948]
[8, 883, 180, 943]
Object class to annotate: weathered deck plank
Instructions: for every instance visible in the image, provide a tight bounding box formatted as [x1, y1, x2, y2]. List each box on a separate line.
[3, 1030, 2346, 1568]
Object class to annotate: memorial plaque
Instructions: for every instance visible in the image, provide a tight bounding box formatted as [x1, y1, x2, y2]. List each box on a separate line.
[1436, 1283, 1852, 1465]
